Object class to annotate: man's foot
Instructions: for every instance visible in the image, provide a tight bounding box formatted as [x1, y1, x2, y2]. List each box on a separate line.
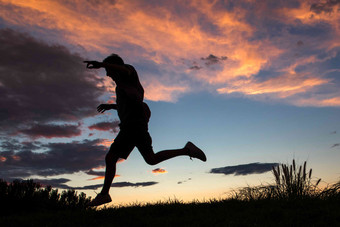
[88, 193, 112, 207]
[185, 141, 207, 162]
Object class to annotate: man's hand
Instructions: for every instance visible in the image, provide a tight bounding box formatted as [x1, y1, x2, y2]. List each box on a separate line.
[97, 104, 117, 113]
[84, 61, 102, 69]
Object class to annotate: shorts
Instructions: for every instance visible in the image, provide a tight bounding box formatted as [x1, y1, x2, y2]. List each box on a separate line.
[108, 127, 153, 159]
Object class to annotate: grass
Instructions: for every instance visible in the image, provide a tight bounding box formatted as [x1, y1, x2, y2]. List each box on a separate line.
[1, 160, 340, 226]
[1, 197, 340, 226]
[0, 179, 90, 216]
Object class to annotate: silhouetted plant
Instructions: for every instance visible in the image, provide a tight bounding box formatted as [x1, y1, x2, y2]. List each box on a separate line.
[232, 185, 276, 201]
[59, 189, 89, 208]
[0, 179, 91, 215]
[318, 181, 340, 200]
[231, 160, 331, 201]
[272, 159, 321, 199]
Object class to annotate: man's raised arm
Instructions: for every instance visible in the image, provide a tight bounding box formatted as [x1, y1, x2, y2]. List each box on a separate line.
[84, 61, 131, 75]
[97, 104, 117, 113]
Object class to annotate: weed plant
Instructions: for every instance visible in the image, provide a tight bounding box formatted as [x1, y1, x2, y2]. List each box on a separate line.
[232, 159, 340, 201]
[0, 179, 91, 215]
[272, 159, 321, 199]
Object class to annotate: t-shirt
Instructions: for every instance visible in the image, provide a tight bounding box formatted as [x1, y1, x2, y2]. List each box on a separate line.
[115, 64, 150, 129]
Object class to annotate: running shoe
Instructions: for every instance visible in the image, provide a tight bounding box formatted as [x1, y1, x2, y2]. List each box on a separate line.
[185, 141, 207, 162]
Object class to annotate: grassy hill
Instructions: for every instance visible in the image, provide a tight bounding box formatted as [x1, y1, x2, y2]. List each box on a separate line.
[1, 197, 340, 226]
[1, 160, 339, 226]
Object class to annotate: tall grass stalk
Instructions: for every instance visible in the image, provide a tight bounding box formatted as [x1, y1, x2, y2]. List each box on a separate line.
[272, 159, 321, 199]
[232, 160, 327, 201]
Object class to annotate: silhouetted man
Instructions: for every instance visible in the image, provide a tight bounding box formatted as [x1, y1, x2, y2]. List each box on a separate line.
[84, 54, 206, 206]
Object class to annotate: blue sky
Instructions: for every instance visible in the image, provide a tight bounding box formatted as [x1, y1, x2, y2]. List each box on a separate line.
[0, 0, 339, 205]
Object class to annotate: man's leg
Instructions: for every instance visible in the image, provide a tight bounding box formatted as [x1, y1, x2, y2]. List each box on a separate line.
[88, 136, 132, 207]
[88, 151, 119, 207]
[101, 130, 133, 195]
[88, 130, 136, 207]
[101, 151, 120, 195]
[138, 131, 206, 165]
[142, 147, 188, 165]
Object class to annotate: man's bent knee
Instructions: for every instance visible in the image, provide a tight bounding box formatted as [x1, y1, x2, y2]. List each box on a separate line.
[144, 156, 158, 165]
[105, 152, 119, 164]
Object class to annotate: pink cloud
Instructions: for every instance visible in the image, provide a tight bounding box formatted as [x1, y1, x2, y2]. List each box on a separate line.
[1, 0, 339, 106]
[218, 73, 329, 97]
[152, 168, 167, 174]
[143, 79, 189, 102]
[88, 175, 120, 181]
[96, 139, 114, 148]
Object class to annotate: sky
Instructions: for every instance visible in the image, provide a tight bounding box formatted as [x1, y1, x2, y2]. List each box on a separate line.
[0, 0, 340, 205]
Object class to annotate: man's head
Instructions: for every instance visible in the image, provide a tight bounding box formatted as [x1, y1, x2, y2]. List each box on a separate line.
[103, 54, 124, 79]
[103, 54, 124, 65]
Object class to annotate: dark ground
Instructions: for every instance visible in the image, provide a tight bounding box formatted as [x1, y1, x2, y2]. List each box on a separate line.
[1, 198, 340, 227]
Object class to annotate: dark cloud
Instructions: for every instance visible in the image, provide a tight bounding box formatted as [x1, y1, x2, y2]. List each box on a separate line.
[177, 178, 192, 184]
[210, 162, 279, 176]
[189, 65, 202, 70]
[4, 178, 158, 190]
[330, 131, 337, 134]
[1, 177, 72, 189]
[297, 40, 304, 47]
[20, 141, 43, 150]
[111, 181, 158, 188]
[71, 184, 102, 190]
[0, 137, 42, 155]
[201, 54, 228, 66]
[331, 143, 339, 148]
[88, 120, 119, 133]
[310, 0, 340, 14]
[0, 28, 105, 135]
[0, 138, 24, 152]
[0, 139, 107, 179]
[187, 60, 202, 71]
[0, 29, 106, 181]
[32, 178, 71, 189]
[187, 54, 227, 70]
[71, 181, 158, 190]
[18, 123, 82, 138]
[86, 169, 105, 177]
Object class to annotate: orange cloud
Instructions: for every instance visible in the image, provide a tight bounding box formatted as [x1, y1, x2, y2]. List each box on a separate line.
[280, 1, 340, 25]
[143, 79, 189, 102]
[0, 156, 6, 162]
[1, 0, 339, 106]
[292, 96, 340, 107]
[88, 175, 120, 181]
[0, 0, 278, 101]
[89, 176, 104, 181]
[95, 75, 116, 94]
[152, 168, 167, 174]
[92, 166, 105, 171]
[97, 139, 114, 148]
[12, 155, 21, 161]
[218, 73, 329, 98]
[278, 1, 340, 50]
[202, 42, 283, 84]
